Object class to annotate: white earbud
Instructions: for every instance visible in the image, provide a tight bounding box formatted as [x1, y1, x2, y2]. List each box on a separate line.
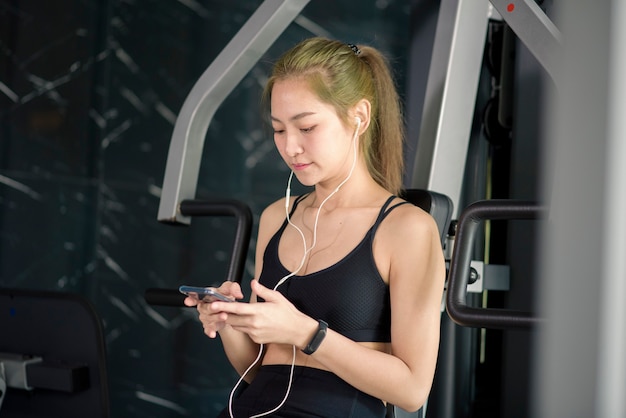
[354, 117, 361, 136]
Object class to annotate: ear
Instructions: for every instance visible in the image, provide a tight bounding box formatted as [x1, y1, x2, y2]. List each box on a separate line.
[351, 99, 371, 135]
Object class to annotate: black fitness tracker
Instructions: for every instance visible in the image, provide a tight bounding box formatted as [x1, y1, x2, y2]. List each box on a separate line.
[302, 319, 328, 355]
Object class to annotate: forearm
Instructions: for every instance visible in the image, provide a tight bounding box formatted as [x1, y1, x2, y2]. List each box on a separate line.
[302, 329, 434, 412]
[219, 325, 263, 379]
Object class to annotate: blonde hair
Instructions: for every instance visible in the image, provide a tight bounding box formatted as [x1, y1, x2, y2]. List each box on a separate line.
[262, 37, 405, 195]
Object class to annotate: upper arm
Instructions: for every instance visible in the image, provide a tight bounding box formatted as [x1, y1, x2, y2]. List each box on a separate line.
[384, 206, 446, 379]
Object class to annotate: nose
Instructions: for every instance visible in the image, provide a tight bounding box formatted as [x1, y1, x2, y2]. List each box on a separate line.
[284, 131, 303, 158]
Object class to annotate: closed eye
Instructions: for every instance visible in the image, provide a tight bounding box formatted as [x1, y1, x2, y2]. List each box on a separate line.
[301, 126, 315, 133]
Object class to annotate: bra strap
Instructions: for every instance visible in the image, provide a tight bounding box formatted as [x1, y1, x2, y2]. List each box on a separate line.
[371, 196, 412, 233]
[288, 193, 310, 217]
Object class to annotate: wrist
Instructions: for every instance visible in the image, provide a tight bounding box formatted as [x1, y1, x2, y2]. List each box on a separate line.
[301, 319, 328, 355]
[297, 317, 319, 350]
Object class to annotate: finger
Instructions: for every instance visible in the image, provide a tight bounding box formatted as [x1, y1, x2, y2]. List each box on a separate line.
[184, 296, 199, 307]
[203, 325, 218, 339]
[196, 301, 210, 313]
[218, 282, 245, 300]
[251, 279, 278, 302]
[227, 282, 245, 299]
[209, 300, 254, 316]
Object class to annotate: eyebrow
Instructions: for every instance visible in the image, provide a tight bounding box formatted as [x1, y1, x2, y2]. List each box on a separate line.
[270, 112, 316, 123]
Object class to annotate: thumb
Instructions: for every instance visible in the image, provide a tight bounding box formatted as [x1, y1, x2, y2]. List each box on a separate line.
[251, 279, 279, 302]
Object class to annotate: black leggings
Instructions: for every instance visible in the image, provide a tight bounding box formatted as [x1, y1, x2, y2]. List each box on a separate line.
[216, 365, 386, 418]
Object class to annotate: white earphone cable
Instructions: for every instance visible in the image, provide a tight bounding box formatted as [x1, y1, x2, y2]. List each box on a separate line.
[228, 118, 361, 418]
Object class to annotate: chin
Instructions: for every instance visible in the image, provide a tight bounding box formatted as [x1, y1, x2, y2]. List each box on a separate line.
[297, 179, 317, 188]
[291, 172, 316, 187]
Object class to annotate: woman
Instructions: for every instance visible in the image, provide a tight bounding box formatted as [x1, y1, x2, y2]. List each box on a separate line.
[185, 37, 446, 418]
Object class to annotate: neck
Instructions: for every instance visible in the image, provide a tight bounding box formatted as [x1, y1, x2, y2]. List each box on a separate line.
[310, 168, 383, 210]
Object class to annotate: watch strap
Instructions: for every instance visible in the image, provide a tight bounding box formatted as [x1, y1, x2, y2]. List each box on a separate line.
[302, 320, 328, 355]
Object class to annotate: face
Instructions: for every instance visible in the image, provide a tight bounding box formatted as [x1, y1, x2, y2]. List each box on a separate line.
[270, 78, 356, 187]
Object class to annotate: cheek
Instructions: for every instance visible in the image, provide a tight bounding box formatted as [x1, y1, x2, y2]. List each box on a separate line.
[273, 136, 287, 156]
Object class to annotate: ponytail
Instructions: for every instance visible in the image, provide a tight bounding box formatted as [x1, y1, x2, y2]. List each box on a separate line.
[358, 46, 404, 195]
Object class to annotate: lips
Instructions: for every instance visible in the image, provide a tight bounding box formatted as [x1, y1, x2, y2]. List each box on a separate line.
[292, 163, 311, 171]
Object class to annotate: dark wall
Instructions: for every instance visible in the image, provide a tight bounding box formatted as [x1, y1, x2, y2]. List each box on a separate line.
[0, 1, 411, 416]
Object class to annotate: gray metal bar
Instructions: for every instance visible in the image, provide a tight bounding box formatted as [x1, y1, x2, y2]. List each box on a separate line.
[411, 0, 562, 217]
[409, 0, 491, 218]
[489, 0, 561, 81]
[157, 0, 310, 224]
[596, 2, 626, 415]
[533, 1, 626, 416]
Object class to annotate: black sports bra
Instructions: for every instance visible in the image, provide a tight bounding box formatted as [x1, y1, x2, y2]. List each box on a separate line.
[258, 195, 411, 342]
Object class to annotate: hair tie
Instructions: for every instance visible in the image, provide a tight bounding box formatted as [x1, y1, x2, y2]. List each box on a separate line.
[347, 43, 361, 56]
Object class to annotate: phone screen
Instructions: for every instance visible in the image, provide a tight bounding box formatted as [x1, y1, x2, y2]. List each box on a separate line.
[178, 286, 233, 302]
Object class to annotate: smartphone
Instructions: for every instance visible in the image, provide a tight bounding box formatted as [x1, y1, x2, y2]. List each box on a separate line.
[178, 285, 233, 302]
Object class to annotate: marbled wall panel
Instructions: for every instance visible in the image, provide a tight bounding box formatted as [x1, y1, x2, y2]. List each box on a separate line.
[93, 184, 248, 415]
[0, 174, 97, 291]
[100, 0, 266, 192]
[0, 0, 103, 177]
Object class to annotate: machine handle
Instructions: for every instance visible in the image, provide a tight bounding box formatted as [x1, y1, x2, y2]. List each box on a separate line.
[145, 199, 252, 307]
[446, 199, 545, 329]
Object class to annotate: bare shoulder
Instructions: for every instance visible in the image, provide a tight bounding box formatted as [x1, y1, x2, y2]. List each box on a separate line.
[371, 197, 444, 286]
[259, 197, 288, 223]
[257, 195, 303, 244]
[378, 198, 440, 245]
[379, 198, 446, 302]
[258, 197, 288, 236]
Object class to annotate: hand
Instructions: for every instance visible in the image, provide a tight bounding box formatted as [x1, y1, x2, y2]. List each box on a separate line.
[187, 281, 245, 338]
[211, 279, 315, 347]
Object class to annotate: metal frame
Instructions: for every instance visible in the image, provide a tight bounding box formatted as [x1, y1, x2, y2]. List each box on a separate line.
[409, 0, 561, 217]
[534, 2, 626, 417]
[489, 0, 561, 81]
[157, 0, 310, 224]
[409, 0, 491, 218]
[157, 0, 562, 223]
[406, 2, 561, 417]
